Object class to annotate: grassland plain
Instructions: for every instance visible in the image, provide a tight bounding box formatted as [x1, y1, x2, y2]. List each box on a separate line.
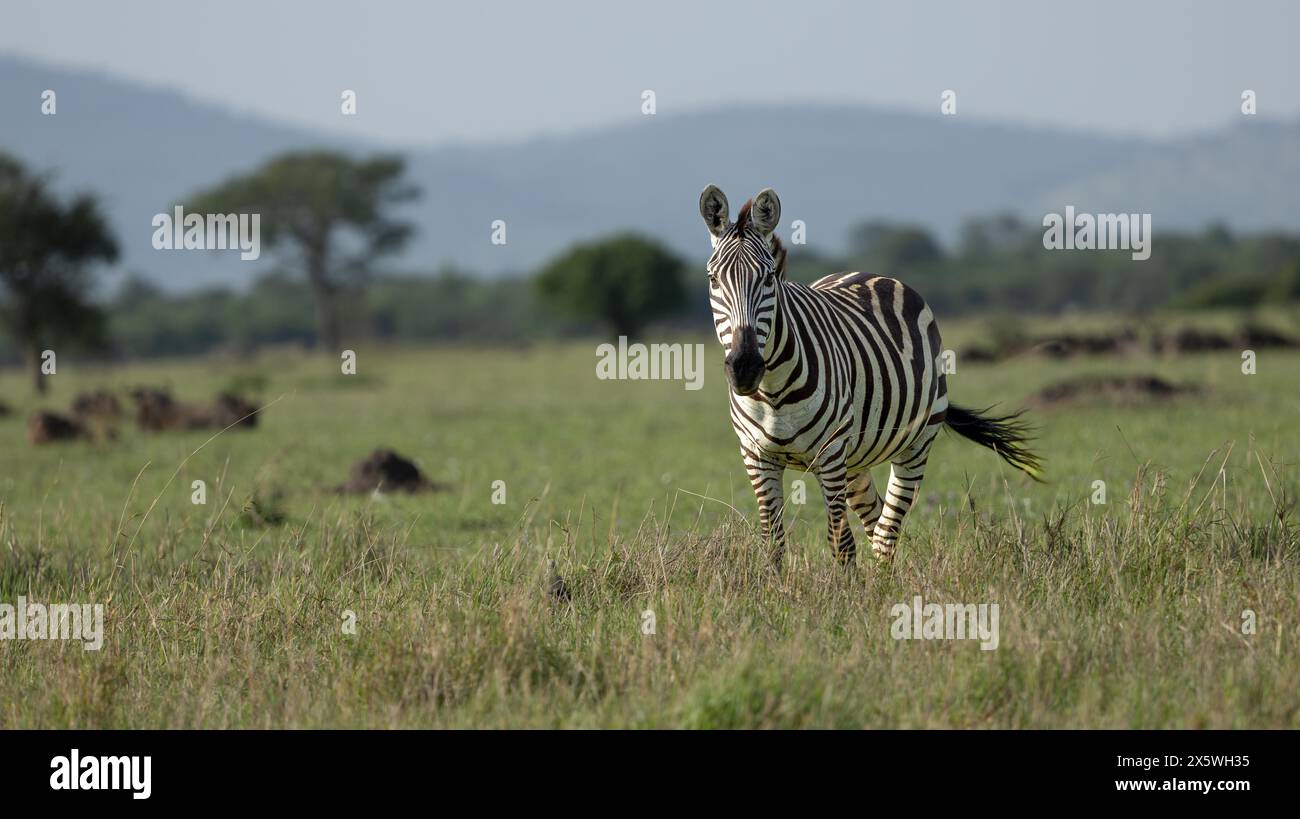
[0, 312, 1297, 728]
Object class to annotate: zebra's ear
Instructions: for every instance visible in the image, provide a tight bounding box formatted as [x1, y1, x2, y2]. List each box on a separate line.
[699, 185, 729, 239]
[751, 188, 781, 238]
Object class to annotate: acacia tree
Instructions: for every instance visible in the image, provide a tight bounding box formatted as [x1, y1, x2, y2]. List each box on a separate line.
[0, 152, 118, 394]
[189, 151, 419, 351]
[535, 233, 686, 338]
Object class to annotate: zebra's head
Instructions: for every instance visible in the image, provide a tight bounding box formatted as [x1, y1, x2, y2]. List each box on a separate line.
[698, 185, 787, 396]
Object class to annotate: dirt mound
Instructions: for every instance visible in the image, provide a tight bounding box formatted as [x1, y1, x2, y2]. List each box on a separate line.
[130, 387, 259, 431]
[211, 392, 259, 427]
[27, 411, 87, 445]
[130, 387, 182, 431]
[1150, 328, 1233, 354]
[1236, 324, 1300, 349]
[964, 323, 1298, 362]
[337, 449, 433, 494]
[1033, 329, 1139, 359]
[963, 329, 1139, 362]
[959, 346, 1000, 363]
[70, 389, 123, 422]
[1027, 374, 1197, 409]
[1150, 325, 1299, 354]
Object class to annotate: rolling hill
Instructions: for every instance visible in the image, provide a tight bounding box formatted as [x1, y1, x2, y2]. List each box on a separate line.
[2, 53, 1297, 292]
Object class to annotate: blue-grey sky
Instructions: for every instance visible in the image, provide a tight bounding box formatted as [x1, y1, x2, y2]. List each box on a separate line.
[2, 0, 1297, 146]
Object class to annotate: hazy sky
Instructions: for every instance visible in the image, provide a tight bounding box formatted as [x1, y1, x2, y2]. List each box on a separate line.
[2, 0, 1298, 147]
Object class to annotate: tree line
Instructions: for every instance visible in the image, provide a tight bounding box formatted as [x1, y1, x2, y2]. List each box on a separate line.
[3, 148, 1300, 391]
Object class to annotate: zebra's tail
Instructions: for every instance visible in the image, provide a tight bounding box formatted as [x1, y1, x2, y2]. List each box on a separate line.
[944, 403, 1044, 481]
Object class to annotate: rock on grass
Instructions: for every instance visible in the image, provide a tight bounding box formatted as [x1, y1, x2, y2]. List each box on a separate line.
[337, 449, 436, 494]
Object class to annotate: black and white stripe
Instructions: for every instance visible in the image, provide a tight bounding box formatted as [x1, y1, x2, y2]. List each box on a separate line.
[699, 186, 1041, 565]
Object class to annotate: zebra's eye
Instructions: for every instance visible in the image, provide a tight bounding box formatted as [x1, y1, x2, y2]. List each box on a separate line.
[707, 273, 719, 288]
[764, 269, 776, 286]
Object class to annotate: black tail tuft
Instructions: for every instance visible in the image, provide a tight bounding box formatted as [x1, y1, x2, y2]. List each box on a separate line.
[944, 404, 1044, 481]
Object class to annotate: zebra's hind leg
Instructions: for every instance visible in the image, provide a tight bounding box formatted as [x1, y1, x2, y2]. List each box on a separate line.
[845, 471, 884, 564]
[743, 451, 787, 568]
[814, 455, 855, 565]
[871, 432, 938, 562]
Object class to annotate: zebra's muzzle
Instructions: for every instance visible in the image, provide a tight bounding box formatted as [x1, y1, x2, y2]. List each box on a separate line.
[724, 327, 765, 396]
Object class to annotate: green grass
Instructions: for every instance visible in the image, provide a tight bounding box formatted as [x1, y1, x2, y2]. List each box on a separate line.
[0, 320, 1298, 727]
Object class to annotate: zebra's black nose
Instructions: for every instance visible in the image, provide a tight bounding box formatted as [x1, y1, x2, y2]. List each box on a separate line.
[724, 327, 764, 395]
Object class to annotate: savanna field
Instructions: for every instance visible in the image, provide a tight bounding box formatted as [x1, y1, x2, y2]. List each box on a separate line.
[1, 311, 1298, 728]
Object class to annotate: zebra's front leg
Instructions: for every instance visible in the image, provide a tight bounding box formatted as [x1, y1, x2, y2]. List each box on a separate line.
[743, 452, 787, 568]
[871, 440, 934, 562]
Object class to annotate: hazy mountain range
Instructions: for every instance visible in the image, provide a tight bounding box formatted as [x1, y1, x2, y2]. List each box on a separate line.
[2, 52, 1298, 292]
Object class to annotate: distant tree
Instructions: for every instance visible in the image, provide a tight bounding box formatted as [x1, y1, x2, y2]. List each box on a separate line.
[0, 152, 118, 393]
[535, 234, 686, 338]
[1203, 221, 1235, 248]
[114, 274, 165, 305]
[188, 151, 419, 352]
[1268, 255, 1300, 303]
[958, 213, 1029, 258]
[1171, 274, 1270, 310]
[782, 246, 843, 286]
[848, 220, 944, 274]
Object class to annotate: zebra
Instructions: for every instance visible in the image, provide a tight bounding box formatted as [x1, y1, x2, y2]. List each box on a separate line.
[698, 185, 1041, 566]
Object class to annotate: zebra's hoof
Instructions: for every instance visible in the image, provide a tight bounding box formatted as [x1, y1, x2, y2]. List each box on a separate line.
[872, 548, 895, 564]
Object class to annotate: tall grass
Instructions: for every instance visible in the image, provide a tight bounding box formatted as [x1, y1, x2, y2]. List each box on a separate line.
[1, 321, 1298, 727]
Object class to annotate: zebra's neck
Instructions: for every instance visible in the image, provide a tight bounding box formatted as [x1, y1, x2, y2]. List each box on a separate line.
[757, 280, 803, 397]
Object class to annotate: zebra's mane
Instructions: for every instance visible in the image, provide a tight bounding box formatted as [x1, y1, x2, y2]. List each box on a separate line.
[772, 235, 787, 276]
[734, 199, 754, 236]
